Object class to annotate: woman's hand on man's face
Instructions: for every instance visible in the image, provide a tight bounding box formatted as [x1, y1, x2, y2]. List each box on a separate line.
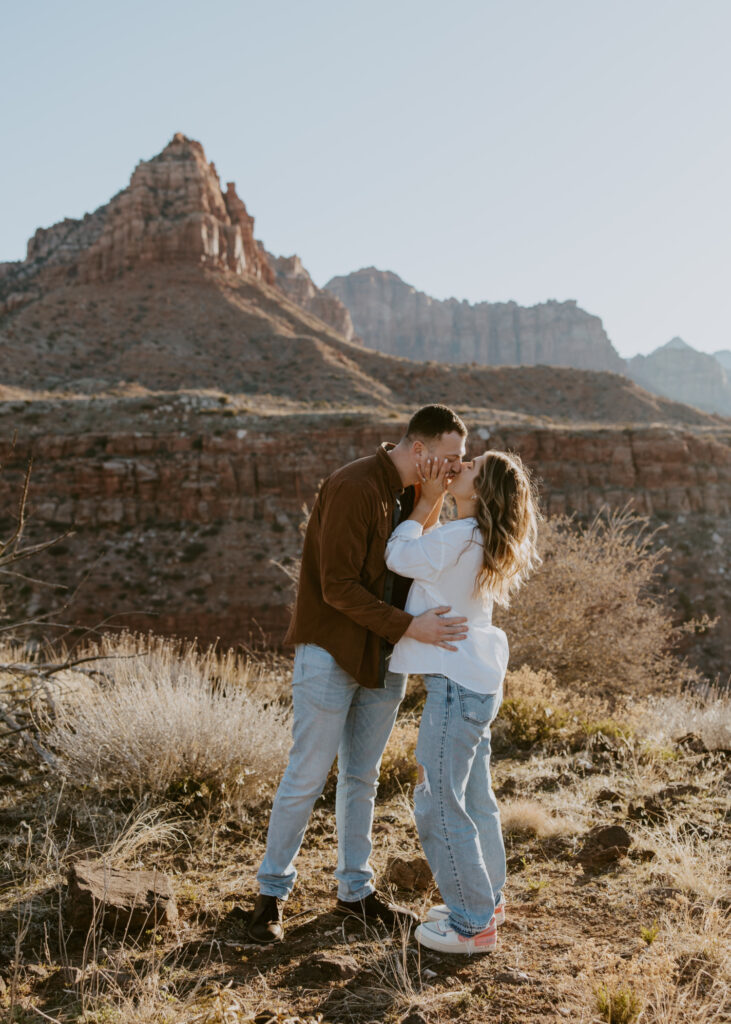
[416, 456, 452, 504]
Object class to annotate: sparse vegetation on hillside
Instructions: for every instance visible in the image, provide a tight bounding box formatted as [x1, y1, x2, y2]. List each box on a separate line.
[1, 494, 729, 1024]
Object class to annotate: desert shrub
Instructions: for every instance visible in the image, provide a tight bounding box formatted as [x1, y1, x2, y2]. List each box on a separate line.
[41, 633, 292, 811]
[495, 505, 705, 697]
[496, 666, 571, 749]
[632, 691, 731, 752]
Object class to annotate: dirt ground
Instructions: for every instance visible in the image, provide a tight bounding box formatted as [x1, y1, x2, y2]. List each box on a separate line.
[1, 701, 729, 1024]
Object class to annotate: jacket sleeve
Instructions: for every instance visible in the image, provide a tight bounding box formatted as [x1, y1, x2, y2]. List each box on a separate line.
[385, 520, 449, 581]
[319, 479, 413, 644]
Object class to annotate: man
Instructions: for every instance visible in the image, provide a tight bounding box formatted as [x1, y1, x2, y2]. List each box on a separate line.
[248, 404, 469, 943]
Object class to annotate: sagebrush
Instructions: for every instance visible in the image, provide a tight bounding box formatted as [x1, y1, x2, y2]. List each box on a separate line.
[40, 633, 292, 810]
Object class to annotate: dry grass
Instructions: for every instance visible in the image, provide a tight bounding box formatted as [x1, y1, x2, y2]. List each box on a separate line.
[40, 633, 292, 811]
[632, 691, 731, 752]
[633, 821, 730, 901]
[500, 798, 579, 837]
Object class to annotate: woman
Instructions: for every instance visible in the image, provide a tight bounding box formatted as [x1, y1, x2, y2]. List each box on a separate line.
[385, 450, 540, 954]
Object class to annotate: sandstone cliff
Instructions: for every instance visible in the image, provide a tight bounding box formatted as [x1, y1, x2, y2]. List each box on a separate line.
[325, 267, 626, 373]
[0, 133, 274, 315]
[627, 337, 731, 416]
[1, 402, 728, 678]
[714, 350, 731, 372]
[266, 252, 355, 340]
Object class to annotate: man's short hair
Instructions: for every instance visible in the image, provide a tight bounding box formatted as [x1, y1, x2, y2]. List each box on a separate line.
[406, 404, 467, 441]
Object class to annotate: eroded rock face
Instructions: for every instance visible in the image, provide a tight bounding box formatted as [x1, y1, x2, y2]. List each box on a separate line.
[627, 338, 731, 416]
[0, 133, 274, 313]
[1, 408, 729, 678]
[325, 267, 626, 372]
[267, 252, 355, 340]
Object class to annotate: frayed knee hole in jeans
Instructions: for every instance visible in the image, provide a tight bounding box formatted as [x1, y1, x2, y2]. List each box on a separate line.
[415, 764, 431, 797]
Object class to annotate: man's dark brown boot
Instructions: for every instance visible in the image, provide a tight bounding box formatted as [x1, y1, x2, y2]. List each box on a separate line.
[247, 894, 284, 944]
[335, 891, 418, 928]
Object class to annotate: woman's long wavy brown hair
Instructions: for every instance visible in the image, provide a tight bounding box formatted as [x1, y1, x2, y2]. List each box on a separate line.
[471, 450, 541, 606]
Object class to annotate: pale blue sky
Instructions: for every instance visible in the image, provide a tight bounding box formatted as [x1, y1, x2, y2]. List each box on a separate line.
[2, 0, 729, 357]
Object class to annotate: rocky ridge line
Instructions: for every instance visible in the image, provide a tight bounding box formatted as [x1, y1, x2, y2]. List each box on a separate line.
[0, 133, 274, 315]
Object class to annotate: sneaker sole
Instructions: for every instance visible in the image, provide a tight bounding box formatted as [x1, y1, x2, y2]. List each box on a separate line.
[426, 904, 505, 926]
[415, 924, 497, 955]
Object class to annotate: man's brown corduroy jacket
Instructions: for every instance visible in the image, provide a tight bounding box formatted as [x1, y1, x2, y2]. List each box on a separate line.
[284, 443, 414, 688]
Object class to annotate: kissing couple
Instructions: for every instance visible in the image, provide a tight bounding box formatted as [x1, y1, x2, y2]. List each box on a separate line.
[247, 404, 540, 954]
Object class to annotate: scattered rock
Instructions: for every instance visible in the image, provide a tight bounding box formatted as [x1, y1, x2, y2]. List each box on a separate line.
[494, 968, 535, 985]
[656, 782, 701, 799]
[576, 824, 631, 872]
[675, 733, 708, 754]
[401, 1012, 429, 1024]
[629, 847, 657, 863]
[596, 787, 622, 803]
[495, 775, 518, 796]
[628, 795, 667, 823]
[66, 860, 178, 934]
[534, 774, 560, 792]
[383, 855, 434, 892]
[291, 952, 359, 984]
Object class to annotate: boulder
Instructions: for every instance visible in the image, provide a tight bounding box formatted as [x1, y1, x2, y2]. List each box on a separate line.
[66, 860, 178, 933]
[576, 824, 631, 872]
[383, 855, 434, 892]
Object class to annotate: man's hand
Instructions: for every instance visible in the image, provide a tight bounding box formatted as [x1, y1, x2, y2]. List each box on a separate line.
[403, 605, 468, 651]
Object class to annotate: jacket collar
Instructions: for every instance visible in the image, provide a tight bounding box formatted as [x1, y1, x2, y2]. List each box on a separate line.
[377, 442, 407, 494]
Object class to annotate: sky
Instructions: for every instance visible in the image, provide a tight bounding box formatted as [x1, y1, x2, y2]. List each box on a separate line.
[2, 0, 729, 358]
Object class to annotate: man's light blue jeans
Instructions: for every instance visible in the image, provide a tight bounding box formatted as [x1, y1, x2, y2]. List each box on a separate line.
[414, 673, 505, 937]
[257, 643, 407, 902]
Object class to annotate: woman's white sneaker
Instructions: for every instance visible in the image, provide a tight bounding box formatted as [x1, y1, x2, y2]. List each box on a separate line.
[425, 897, 505, 926]
[415, 918, 497, 954]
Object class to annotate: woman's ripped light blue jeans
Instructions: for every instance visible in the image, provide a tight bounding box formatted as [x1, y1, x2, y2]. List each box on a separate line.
[414, 673, 505, 937]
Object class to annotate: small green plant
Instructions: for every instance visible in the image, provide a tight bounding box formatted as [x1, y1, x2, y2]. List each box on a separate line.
[595, 983, 642, 1023]
[499, 694, 570, 749]
[526, 875, 549, 894]
[640, 920, 659, 945]
[581, 717, 633, 742]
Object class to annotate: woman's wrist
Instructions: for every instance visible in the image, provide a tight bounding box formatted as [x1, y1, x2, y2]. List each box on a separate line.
[408, 496, 436, 525]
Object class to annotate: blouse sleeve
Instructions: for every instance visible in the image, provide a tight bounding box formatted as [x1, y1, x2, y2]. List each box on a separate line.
[385, 520, 450, 581]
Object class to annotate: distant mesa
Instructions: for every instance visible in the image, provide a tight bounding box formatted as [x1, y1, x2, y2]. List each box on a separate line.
[324, 266, 627, 374]
[713, 349, 731, 372]
[325, 270, 731, 417]
[626, 337, 731, 417]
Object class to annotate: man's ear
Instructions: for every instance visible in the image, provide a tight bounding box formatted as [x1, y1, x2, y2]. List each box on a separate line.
[412, 439, 424, 458]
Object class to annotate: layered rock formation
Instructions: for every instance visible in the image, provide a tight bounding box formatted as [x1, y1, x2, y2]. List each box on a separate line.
[0, 133, 274, 315]
[325, 267, 626, 372]
[714, 350, 731, 372]
[266, 253, 354, 340]
[627, 338, 731, 416]
[1, 403, 728, 676]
